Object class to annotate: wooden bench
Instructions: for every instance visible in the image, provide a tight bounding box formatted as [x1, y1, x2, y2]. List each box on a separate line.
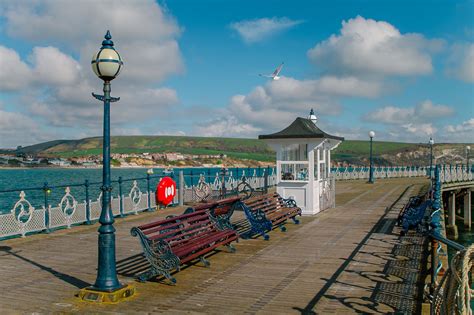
[185, 196, 242, 231]
[130, 210, 238, 283]
[242, 192, 301, 240]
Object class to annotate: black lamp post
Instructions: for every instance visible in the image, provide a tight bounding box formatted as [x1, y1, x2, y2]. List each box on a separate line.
[429, 137, 434, 178]
[368, 131, 375, 184]
[79, 31, 134, 303]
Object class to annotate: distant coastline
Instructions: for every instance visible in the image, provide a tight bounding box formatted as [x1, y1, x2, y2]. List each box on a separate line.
[0, 163, 274, 170]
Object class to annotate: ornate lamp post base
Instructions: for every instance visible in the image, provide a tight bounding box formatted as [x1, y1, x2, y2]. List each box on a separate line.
[78, 284, 135, 303]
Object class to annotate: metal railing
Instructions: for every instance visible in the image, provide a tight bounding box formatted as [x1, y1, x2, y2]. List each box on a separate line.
[426, 165, 472, 314]
[438, 164, 473, 183]
[0, 168, 277, 240]
[331, 165, 430, 180]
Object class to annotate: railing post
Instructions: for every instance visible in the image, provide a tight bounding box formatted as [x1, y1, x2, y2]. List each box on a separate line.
[85, 180, 91, 224]
[264, 168, 269, 194]
[118, 176, 124, 217]
[190, 170, 194, 200]
[221, 167, 227, 198]
[179, 170, 184, 206]
[43, 182, 50, 233]
[146, 173, 152, 212]
[431, 239, 438, 293]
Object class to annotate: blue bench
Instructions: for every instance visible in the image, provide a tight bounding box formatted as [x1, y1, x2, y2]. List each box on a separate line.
[400, 199, 432, 235]
[241, 192, 301, 240]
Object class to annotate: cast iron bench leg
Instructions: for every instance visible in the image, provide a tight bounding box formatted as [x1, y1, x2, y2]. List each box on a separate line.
[200, 256, 211, 267]
[137, 267, 177, 285]
[292, 216, 300, 224]
[226, 243, 236, 253]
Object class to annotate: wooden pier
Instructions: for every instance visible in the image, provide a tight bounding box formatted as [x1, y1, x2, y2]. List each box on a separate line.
[0, 178, 429, 314]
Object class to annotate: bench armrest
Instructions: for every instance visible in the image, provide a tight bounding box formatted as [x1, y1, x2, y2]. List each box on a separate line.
[283, 198, 298, 208]
[131, 227, 180, 271]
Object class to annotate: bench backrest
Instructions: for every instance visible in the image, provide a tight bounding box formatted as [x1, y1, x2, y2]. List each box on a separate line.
[137, 210, 216, 247]
[190, 196, 241, 216]
[244, 192, 286, 214]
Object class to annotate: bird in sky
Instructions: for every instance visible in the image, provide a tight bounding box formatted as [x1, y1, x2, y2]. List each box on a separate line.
[259, 62, 284, 80]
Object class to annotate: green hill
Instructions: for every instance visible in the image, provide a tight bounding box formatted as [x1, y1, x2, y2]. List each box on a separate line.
[17, 136, 275, 161]
[14, 135, 472, 165]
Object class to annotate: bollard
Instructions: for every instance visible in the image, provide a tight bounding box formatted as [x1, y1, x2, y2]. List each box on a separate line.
[179, 171, 184, 206]
[85, 180, 91, 224]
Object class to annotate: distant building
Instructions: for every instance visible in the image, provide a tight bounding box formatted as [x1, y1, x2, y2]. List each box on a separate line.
[165, 153, 185, 161]
[49, 159, 71, 166]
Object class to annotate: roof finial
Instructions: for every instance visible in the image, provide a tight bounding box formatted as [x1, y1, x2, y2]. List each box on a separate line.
[101, 30, 114, 48]
[309, 108, 317, 124]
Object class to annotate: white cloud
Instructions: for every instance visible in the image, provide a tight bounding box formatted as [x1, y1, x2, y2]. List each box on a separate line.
[365, 106, 413, 124]
[414, 100, 454, 118]
[2, 0, 180, 44]
[196, 116, 262, 138]
[445, 118, 474, 133]
[29, 86, 179, 129]
[30, 46, 81, 86]
[363, 100, 455, 140]
[230, 17, 303, 43]
[0, 46, 31, 91]
[0, 0, 185, 143]
[401, 123, 437, 136]
[365, 100, 454, 125]
[1, 0, 184, 85]
[446, 43, 474, 83]
[193, 74, 384, 137]
[0, 109, 52, 147]
[443, 118, 474, 142]
[308, 16, 442, 77]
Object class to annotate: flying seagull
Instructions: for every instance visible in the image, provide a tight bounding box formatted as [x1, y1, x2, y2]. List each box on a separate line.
[259, 62, 284, 80]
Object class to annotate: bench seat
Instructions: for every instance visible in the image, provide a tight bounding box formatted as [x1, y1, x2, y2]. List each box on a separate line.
[242, 192, 301, 240]
[131, 209, 238, 283]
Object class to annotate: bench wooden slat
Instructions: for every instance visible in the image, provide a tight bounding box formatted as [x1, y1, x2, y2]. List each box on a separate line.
[241, 192, 301, 240]
[131, 203, 238, 284]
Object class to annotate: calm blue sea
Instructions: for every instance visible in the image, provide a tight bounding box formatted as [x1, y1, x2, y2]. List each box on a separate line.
[0, 167, 265, 213]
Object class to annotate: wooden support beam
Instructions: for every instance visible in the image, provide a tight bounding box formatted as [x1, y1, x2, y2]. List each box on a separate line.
[464, 190, 471, 228]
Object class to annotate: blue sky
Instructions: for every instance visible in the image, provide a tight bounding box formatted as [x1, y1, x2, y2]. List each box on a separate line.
[0, 0, 473, 148]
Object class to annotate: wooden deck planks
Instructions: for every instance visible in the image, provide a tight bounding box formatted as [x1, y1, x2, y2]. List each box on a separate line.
[0, 178, 428, 314]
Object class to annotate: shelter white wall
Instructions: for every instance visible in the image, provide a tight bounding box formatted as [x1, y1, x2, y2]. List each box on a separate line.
[265, 138, 340, 215]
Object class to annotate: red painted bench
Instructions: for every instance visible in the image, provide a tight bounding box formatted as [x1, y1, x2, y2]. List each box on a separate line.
[186, 196, 242, 230]
[131, 210, 238, 283]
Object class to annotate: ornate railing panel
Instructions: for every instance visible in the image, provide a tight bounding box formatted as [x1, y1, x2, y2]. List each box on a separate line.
[0, 191, 46, 237]
[438, 165, 473, 183]
[331, 166, 430, 180]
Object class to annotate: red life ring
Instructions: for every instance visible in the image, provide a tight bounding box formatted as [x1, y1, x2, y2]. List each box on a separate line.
[156, 177, 176, 206]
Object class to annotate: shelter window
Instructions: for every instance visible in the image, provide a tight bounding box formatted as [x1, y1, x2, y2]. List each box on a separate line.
[281, 144, 308, 161]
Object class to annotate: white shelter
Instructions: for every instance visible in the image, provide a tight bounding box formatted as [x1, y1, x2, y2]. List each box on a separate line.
[259, 114, 343, 215]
